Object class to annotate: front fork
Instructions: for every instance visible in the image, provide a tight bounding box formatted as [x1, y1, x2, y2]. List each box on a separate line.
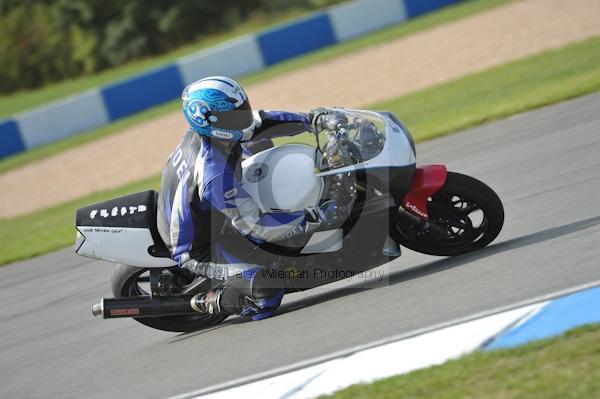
[397, 204, 450, 237]
[397, 165, 450, 237]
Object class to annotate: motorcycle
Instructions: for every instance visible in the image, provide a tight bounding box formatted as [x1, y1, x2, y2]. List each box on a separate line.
[74, 108, 504, 332]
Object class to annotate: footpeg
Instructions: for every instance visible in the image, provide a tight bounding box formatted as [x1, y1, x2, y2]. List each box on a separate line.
[190, 290, 223, 314]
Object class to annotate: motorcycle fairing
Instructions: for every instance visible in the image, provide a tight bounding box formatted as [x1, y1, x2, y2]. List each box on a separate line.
[241, 144, 323, 212]
[402, 165, 448, 219]
[241, 109, 417, 213]
[300, 229, 343, 254]
[75, 190, 176, 268]
[315, 109, 417, 177]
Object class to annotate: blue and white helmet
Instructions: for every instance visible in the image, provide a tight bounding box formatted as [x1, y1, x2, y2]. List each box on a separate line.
[182, 76, 256, 142]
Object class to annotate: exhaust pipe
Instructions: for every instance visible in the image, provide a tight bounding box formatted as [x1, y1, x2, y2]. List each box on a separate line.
[91, 296, 198, 319]
[92, 300, 104, 317]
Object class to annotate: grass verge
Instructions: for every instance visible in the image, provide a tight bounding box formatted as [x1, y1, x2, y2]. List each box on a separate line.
[370, 37, 600, 142]
[323, 323, 600, 399]
[0, 0, 513, 173]
[0, 176, 160, 265]
[1, 37, 599, 265]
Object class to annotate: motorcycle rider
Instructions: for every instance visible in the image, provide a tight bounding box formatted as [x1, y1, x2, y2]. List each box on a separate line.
[156, 76, 340, 320]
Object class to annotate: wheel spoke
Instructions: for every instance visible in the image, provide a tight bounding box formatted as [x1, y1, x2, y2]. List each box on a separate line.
[401, 192, 489, 250]
[460, 203, 480, 214]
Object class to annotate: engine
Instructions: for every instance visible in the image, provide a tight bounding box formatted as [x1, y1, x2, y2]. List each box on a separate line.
[320, 127, 360, 222]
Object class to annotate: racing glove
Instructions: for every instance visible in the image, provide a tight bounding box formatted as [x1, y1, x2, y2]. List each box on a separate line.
[310, 109, 349, 133]
[304, 200, 340, 231]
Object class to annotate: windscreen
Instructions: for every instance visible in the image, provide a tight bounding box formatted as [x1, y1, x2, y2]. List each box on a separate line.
[316, 109, 387, 171]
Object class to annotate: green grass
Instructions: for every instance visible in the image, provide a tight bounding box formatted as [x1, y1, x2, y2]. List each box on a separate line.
[1, 36, 600, 265]
[0, 175, 161, 265]
[0, 0, 514, 173]
[323, 323, 600, 399]
[371, 36, 600, 143]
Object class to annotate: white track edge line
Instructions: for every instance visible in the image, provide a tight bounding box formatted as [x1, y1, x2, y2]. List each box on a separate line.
[169, 279, 600, 399]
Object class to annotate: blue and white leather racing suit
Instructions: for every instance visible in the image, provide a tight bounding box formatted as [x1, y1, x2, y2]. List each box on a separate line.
[156, 110, 312, 318]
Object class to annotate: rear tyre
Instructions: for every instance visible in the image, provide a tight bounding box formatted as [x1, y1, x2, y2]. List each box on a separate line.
[111, 264, 227, 332]
[393, 172, 504, 256]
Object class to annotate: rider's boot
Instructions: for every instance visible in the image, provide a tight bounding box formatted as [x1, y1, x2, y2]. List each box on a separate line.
[186, 244, 285, 320]
[240, 289, 284, 321]
[190, 286, 284, 321]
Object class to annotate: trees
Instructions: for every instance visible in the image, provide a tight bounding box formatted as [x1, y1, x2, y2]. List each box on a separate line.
[0, 0, 342, 94]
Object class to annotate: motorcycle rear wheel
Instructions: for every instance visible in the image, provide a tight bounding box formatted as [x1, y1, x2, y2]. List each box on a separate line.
[111, 264, 227, 332]
[393, 172, 504, 256]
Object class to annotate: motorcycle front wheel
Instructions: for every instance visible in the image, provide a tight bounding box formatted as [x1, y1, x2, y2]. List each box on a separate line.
[111, 264, 227, 332]
[393, 172, 504, 256]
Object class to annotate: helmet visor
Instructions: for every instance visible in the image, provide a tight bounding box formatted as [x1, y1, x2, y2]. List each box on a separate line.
[210, 100, 253, 130]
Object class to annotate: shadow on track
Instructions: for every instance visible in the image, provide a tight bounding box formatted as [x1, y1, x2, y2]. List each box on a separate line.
[277, 214, 600, 315]
[168, 317, 249, 342]
[172, 215, 600, 337]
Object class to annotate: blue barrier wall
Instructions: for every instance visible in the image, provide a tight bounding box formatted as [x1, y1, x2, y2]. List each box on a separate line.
[0, 0, 462, 159]
[17, 89, 109, 149]
[0, 120, 25, 158]
[176, 36, 266, 86]
[102, 65, 185, 121]
[403, 0, 461, 17]
[257, 13, 337, 66]
[329, 0, 407, 42]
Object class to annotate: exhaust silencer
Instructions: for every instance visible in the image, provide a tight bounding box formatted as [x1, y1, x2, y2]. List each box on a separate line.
[92, 296, 197, 319]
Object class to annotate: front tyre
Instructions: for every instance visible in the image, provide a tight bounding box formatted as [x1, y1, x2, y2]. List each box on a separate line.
[111, 264, 227, 332]
[393, 172, 504, 256]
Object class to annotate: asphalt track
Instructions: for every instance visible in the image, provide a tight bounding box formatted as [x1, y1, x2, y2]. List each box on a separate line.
[2, 93, 600, 398]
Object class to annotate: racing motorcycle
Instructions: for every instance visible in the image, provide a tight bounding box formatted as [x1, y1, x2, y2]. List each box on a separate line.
[75, 108, 504, 332]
